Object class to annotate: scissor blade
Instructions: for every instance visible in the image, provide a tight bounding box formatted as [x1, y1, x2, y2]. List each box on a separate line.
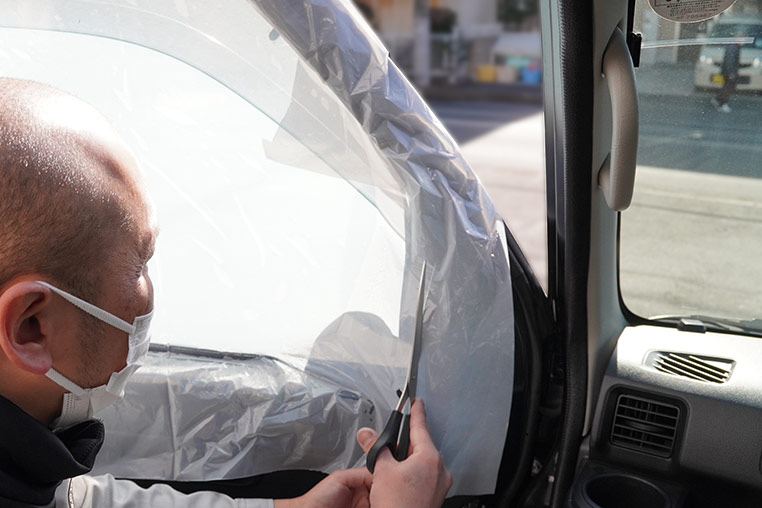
[406, 261, 426, 400]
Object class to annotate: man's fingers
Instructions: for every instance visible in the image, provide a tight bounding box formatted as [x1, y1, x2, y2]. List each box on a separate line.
[360, 400, 436, 463]
[356, 427, 378, 454]
[369, 443, 396, 472]
[408, 399, 436, 453]
[358, 427, 400, 473]
[329, 467, 373, 490]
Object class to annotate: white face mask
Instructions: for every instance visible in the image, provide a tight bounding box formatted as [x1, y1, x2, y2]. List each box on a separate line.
[37, 281, 153, 429]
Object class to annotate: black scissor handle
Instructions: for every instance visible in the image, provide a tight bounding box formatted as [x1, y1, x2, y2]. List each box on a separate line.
[366, 410, 403, 473]
[395, 413, 411, 461]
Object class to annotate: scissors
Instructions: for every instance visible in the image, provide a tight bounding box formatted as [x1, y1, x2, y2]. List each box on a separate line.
[366, 261, 427, 473]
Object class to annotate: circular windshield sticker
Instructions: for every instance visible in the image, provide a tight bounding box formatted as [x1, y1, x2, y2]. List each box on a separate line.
[648, 0, 737, 23]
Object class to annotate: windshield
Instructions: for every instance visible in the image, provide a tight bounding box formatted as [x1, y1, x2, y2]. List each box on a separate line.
[0, 22, 406, 361]
[619, 6, 762, 334]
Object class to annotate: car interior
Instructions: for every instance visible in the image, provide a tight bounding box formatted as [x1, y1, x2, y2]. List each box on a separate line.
[2, 0, 761, 507]
[523, 0, 762, 507]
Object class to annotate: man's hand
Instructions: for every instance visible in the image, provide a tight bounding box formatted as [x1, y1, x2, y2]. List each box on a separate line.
[357, 399, 452, 508]
[273, 468, 372, 508]
[273, 399, 450, 508]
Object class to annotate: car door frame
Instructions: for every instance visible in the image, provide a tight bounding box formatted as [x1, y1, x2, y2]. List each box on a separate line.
[534, 0, 634, 506]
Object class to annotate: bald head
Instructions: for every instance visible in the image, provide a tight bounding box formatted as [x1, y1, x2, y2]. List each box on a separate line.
[0, 78, 149, 302]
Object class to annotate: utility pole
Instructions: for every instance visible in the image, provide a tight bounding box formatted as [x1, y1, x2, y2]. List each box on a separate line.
[413, 0, 430, 88]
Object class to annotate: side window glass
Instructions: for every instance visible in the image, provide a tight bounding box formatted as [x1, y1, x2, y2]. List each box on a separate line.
[620, 3, 762, 326]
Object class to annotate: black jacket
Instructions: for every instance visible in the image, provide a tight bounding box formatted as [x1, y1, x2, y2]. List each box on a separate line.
[0, 395, 104, 507]
[721, 43, 741, 78]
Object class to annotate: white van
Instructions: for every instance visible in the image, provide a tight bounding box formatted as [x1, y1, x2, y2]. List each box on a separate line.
[694, 16, 762, 91]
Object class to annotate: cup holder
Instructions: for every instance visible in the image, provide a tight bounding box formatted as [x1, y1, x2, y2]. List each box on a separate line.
[582, 474, 670, 508]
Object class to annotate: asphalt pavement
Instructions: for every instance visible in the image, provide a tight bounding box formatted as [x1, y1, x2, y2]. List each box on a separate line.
[639, 93, 762, 177]
[635, 62, 761, 177]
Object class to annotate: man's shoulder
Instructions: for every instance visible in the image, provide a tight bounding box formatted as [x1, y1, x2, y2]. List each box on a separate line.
[0, 396, 104, 508]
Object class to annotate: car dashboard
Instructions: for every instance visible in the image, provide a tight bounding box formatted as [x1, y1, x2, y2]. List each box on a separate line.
[572, 326, 762, 508]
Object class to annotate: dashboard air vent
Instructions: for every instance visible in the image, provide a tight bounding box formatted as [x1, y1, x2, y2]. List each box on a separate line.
[610, 394, 679, 458]
[650, 352, 733, 384]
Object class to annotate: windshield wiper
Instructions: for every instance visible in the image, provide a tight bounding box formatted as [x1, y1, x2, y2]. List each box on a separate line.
[654, 314, 762, 338]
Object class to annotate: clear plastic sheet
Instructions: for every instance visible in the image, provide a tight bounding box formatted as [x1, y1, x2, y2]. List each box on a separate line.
[0, 0, 514, 495]
[252, 0, 516, 493]
[92, 350, 376, 479]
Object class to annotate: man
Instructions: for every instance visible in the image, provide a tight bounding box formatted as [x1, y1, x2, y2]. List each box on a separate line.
[711, 33, 744, 113]
[0, 78, 451, 507]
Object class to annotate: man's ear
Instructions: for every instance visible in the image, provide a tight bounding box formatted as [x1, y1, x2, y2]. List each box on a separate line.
[0, 280, 54, 374]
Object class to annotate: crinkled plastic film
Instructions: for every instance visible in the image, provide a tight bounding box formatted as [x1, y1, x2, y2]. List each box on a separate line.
[251, 0, 515, 493]
[92, 349, 376, 479]
[0, 0, 514, 495]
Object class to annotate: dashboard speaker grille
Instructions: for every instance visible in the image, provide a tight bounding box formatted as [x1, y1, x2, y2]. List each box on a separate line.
[610, 394, 679, 458]
[651, 352, 732, 384]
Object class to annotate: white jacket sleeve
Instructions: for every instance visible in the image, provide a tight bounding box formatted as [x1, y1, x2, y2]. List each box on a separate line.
[55, 474, 274, 508]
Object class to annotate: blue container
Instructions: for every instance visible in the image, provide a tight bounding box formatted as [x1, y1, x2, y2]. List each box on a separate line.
[521, 67, 542, 85]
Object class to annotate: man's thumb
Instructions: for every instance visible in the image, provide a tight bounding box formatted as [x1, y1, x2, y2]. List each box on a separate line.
[356, 427, 378, 454]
